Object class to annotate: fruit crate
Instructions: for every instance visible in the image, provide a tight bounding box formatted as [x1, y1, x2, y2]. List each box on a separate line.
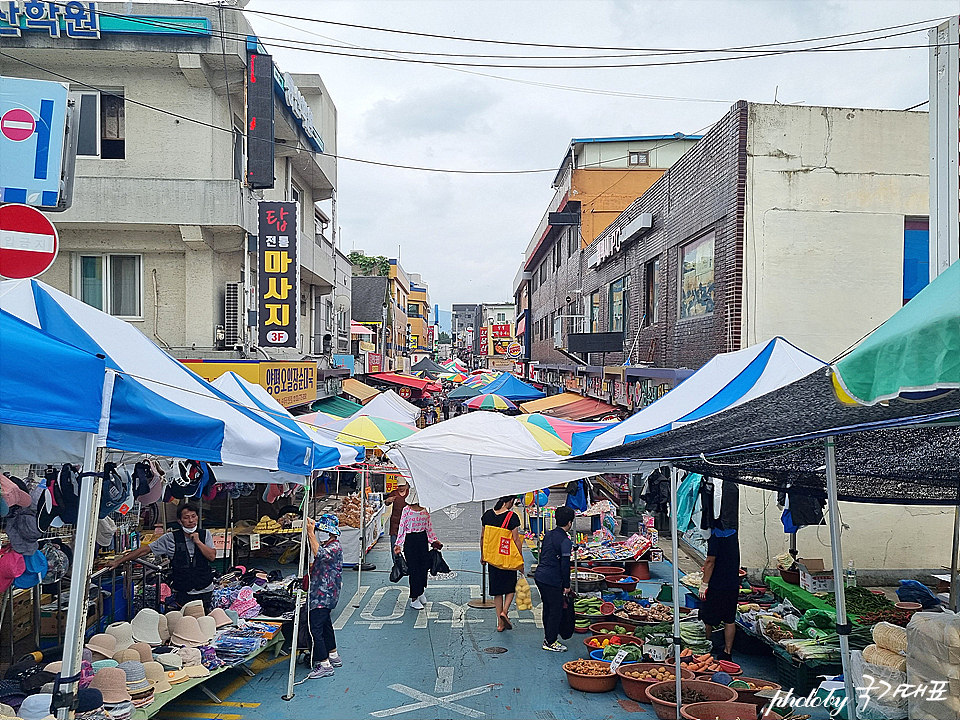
[774, 647, 841, 696]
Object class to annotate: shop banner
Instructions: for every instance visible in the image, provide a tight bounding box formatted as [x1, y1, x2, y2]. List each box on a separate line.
[427, 325, 435, 346]
[178, 359, 316, 408]
[492, 339, 510, 356]
[491, 323, 511, 338]
[368, 352, 383, 373]
[257, 201, 299, 349]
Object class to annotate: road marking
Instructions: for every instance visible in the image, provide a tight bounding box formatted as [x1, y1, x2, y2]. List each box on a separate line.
[161, 713, 243, 719]
[371, 683, 496, 718]
[414, 601, 439, 628]
[357, 586, 407, 629]
[334, 586, 370, 629]
[442, 505, 464, 520]
[178, 701, 261, 708]
[435, 666, 454, 694]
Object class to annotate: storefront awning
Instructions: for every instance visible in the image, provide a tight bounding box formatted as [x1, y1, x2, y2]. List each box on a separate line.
[544, 397, 620, 421]
[369, 373, 442, 393]
[342, 377, 380, 404]
[311, 395, 363, 418]
[519, 392, 583, 414]
[351, 322, 375, 336]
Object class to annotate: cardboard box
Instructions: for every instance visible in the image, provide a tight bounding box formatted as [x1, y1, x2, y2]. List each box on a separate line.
[798, 558, 835, 593]
[40, 604, 99, 638]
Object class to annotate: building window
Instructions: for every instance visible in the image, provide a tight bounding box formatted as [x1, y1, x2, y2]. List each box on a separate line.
[496, 311, 506, 323]
[407, 303, 419, 317]
[539, 262, 547, 284]
[70, 90, 125, 159]
[553, 239, 562, 269]
[589, 290, 601, 333]
[903, 217, 929, 304]
[567, 228, 577, 257]
[609, 275, 630, 333]
[76, 254, 142, 318]
[232, 122, 244, 181]
[628, 150, 649, 166]
[644, 257, 660, 326]
[679, 231, 715, 319]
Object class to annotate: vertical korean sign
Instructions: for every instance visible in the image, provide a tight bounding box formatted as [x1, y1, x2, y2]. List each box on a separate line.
[257, 201, 299, 349]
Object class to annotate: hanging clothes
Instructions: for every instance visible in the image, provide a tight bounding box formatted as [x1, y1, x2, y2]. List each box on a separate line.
[675, 472, 702, 534]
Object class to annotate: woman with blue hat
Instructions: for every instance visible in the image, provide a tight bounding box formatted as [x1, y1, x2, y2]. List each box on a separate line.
[304, 514, 343, 680]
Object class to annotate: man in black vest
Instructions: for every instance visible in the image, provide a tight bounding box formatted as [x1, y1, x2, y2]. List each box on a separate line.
[109, 503, 217, 611]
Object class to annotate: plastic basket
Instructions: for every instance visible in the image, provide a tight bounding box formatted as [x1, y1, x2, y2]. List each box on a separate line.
[774, 650, 841, 696]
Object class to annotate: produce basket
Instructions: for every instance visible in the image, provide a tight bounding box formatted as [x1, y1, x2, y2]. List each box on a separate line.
[589, 621, 638, 635]
[729, 677, 781, 711]
[680, 701, 758, 720]
[773, 648, 841, 695]
[589, 649, 640, 664]
[590, 565, 627, 577]
[571, 571, 605, 593]
[645, 680, 738, 720]
[616, 663, 695, 703]
[606, 576, 639, 592]
[561, 660, 618, 693]
[583, 634, 642, 652]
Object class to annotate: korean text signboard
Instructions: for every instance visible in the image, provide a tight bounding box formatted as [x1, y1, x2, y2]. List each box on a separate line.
[257, 201, 299, 349]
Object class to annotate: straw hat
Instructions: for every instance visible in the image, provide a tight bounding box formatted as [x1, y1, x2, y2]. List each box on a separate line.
[116, 662, 149, 693]
[183, 665, 209, 679]
[170, 615, 204, 648]
[0, 704, 14, 717]
[86, 634, 117, 661]
[131, 609, 162, 646]
[16, 693, 53, 720]
[164, 610, 182, 637]
[196, 616, 216, 643]
[111, 650, 139, 665]
[89, 667, 130, 704]
[176, 648, 201, 668]
[208, 608, 232, 629]
[128, 643, 152, 665]
[157, 614, 170, 643]
[105, 622, 134, 651]
[42, 663, 60, 674]
[153, 654, 181, 671]
[142, 663, 170, 694]
[180, 600, 204, 620]
[164, 670, 187, 685]
[91, 660, 118, 673]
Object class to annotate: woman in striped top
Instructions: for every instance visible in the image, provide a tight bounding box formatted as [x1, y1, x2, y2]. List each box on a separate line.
[394, 486, 442, 610]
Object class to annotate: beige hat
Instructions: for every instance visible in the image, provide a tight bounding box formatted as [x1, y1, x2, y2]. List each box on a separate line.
[105, 621, 134, 650]
[170, 615, 204, 648]
[128, 642, 152, 664]
[86, 633, 117, 661]
[42, 662, 61, 674]
[177, 648, 201, 667]
[181, 600, 204, 619]
[165, 669, 188, 685]
[143, 662, 171, 693]
[397, 476, 408, 486]
[183, 665, 209, 679]
[112, 649, 140, 664]
[157, 614, 170, 643]
[89, 667, 131, 704]
[208, 608, 233, 629]
[164, 610, 182, 637]
[131, 608, 163, 646]
[154, 653, 181, 671]
[196, 616, 216, 643]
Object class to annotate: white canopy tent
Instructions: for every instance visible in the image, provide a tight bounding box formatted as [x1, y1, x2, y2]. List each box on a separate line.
[350, 388, 420, 424]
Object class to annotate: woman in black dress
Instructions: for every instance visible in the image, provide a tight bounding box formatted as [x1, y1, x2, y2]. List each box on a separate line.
[480, 496, 524, 632]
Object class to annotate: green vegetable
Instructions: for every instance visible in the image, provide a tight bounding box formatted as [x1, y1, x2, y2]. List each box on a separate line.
[602, 643, 644, 662]
[823, 587, 893, 616]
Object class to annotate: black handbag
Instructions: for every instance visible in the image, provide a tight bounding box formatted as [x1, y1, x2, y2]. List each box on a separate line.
[389, 553, 408, 583]
[559, 595, 575, 640]
[254, 589, 296, 617]
[429, 549, 450, 576]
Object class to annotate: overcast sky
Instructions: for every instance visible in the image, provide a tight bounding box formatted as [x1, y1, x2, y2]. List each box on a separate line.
[245, 0, 955, 314]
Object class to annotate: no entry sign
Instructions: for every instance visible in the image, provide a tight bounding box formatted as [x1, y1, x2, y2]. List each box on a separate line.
[0, 203, 59, 279]
[0, 109, 36, 142]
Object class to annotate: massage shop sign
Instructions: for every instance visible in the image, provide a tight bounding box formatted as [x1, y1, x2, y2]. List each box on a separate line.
[257, 201, 299, 350]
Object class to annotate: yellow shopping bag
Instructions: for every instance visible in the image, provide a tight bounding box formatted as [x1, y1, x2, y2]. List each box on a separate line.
[481, 511, 523, 571]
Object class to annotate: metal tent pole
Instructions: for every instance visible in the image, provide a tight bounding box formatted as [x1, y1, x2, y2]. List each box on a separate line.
[357, 465, 365, 597]
[825, 437, 856, 720]
[468, 500, 495, 609]
[950, 502, 959, 613]
[670, 466, 682, 720]
[283, 479, 311, 700]
[55, 434, 105, 720]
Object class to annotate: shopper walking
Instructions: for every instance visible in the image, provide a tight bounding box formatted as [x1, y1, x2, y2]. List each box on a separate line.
[534, 506, 574, 652]
[109, 503, 216, 611]
[441, 395, 450, 421]
[480, 496, 524, 631]
[384, 477, 410, 550]
[305, 514, 343, 679]
[394, 486, 442, 610]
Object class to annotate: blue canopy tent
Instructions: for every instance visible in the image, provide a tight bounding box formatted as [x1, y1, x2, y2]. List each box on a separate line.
[480, 373, 546, 402]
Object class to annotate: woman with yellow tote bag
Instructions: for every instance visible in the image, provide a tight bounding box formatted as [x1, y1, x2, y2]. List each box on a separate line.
[481, 496, 524, 631]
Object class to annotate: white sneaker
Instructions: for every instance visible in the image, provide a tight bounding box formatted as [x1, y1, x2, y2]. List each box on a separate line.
[410, 597, 424, 610]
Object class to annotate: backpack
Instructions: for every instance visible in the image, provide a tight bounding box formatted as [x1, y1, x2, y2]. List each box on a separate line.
[53, 464, 81, 526]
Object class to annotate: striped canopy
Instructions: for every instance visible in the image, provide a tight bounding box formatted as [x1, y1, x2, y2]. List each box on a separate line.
[318, 414, 417, 448]
[516, 413, 613, 445]
[464, 393, 517, 411]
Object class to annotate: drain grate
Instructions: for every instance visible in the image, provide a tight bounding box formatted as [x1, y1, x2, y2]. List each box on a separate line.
[533, 711, 556, 720]
[483, 646, 508, 654]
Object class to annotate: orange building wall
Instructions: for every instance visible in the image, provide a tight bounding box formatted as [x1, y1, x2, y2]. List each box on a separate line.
[572, 168, 664, 247]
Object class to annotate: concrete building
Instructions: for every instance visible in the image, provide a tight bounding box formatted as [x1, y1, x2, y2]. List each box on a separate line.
[451, 303, 481, 367]
[351, 275, 389, 374]
[1, 1, 348, 406]
[515, 101, 946, 573]
[479, 302, 517, 370]
[407, 274, 432, 364]
[386, 259, 410, 373]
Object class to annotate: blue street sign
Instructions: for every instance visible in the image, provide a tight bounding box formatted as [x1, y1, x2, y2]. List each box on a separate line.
[0, 75, 68, 208]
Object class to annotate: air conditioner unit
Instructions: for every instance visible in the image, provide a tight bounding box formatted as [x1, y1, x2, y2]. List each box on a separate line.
[224, 282, 242, 346]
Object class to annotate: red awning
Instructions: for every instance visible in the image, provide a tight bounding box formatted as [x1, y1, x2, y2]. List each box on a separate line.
[369, 373, 438, 391]
[543, 397, 620, 421]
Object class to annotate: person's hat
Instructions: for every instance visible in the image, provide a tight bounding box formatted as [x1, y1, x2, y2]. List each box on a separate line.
[131, 609, 162, 646]
[15, 693, 52, 720]
[183, 665, 208, 679]
[6, 508, 43, 555]
[163, 610, 182, 637]
[157, 614, 169, 643]
[164, 670, 187, 685]
[176, 648, 201, 668]
[231, 519, 257, 533]
[153, 654, 181, 672]
[396, 476, 408, 486]
[405, 485, 419, 505]
[128, 687, 154, 709]
[196, 616, 216, 643]
[101, 699, 133, 720]
[39, 543, 69, 584]
[95, 518, 116, 548]
[105, 622, 133, 651]
[208, 608, 233, 629]
[180, 600, 204, 620]
[128, 643, 152, 665]
[0, 549, 25, 595]
[75, 688, 104, 714]
[111, 650, 139, 665]
[117, 662, 149, 693]
[87, 634, 117, 661]
[88, 667, 130, 704]
[90, 660, 118, 673]
[316, 513, 340, 537]
[0, 703, 14, 717]
[35, 488, 58, 533]
[142, 663, 170, 694]
[3, 659, 40, 683]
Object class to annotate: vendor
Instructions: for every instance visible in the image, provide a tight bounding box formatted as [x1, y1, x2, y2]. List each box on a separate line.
[698, 480, 740, 661]
[384, 477, 410, 549]
[109, 503, 216, 611]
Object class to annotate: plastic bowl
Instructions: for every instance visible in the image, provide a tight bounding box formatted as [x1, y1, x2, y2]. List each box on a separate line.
[588, 621, 638, 635]
[561, 660, 617, 693]
[606, 576, 639, 592]
[616, 663, 696, 703]
[645, 680, 738, 720]
[681, 701, 758, 720]
[730, 676, 781, 711]
[590, 566, 627, 577]
[589, 649, 640, 664]
[894, 601, 922, 611]
[583, 634, 643, 652]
